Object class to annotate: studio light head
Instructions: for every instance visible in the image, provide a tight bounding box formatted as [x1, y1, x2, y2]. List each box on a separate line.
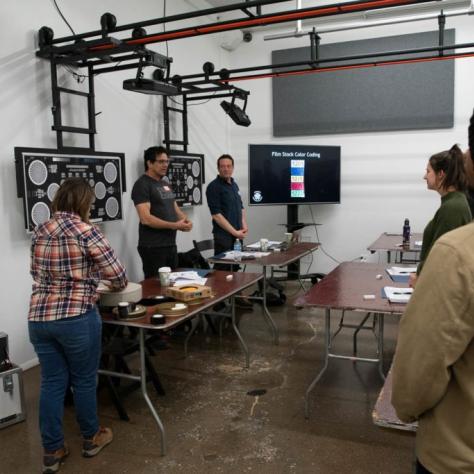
[123, 78, 179, 95]
[220, 90, 251, 127]
[123, 53, 178, 96]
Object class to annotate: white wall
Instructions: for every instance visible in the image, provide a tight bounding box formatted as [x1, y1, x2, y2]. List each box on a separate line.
[0, 1, 231, 367]
[2, 2, 474, 367]
[225, 15, 474, 273]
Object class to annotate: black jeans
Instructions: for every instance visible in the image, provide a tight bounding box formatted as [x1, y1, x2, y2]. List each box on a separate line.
[138, 245, 178, 279]
[213, 234, 240, 272]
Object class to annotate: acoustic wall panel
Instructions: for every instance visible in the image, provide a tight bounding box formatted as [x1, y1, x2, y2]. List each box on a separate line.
[272, 30, 455, 136]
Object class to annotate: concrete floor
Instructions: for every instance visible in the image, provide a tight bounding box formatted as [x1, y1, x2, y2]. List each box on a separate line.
[1, 284, 414, 473]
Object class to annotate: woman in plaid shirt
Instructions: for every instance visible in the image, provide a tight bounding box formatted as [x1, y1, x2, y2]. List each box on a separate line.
[28, 178, 127, 473]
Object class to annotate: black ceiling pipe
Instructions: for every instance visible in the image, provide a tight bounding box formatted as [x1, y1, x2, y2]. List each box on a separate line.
[49, 0, 289, 45]
[177, 40, 471, 84]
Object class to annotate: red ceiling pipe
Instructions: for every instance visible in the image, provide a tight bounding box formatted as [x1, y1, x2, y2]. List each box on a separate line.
[89, 0, 437, 52]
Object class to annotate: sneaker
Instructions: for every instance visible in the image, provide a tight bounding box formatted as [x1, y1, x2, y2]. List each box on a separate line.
[82, 427, 113, 458]
[42, 445, 69, 473]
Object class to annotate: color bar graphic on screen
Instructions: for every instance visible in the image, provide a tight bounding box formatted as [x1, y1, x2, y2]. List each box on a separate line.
[290, 159, 305, 198]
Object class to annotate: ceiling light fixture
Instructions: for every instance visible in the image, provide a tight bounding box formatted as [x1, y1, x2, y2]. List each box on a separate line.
[220, 89, 251, 127]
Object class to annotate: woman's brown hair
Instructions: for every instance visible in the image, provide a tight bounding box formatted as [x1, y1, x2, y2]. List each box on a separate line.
[429, 144, 467, 192]
[51, 178, 94, 223]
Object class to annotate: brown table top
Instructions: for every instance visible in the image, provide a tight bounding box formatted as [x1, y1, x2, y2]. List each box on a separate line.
[101, 270, 262, 330]
[209, 241, 319, 267]
[372, 367, 417, 432]
[367, 232, 423, 253]
[294, 261, 408, 314]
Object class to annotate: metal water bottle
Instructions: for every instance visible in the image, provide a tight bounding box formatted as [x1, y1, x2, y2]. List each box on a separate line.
[403, 218, 411, 245]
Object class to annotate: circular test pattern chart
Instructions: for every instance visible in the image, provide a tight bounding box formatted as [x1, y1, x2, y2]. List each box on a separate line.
[28, 160, 48, 186]
[192, 160, 200, 177]
[103, 162, 118, 183]
[31, 202, 50, 226]
[94, 181, 107, 200]
[106, 196, 119, 218]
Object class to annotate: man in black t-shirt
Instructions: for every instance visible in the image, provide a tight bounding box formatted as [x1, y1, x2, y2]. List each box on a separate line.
[131, 146, 192, 278]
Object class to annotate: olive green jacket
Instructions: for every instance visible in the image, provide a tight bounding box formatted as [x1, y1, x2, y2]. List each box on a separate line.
[418, 191, 471, 274]
[392, 223, 474, 473]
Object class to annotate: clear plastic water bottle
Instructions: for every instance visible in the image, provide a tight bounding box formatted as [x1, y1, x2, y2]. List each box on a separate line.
[403, 218, 411, 245]
[233, 239, 242, 262]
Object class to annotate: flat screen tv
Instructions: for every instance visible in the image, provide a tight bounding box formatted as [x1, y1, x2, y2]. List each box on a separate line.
[248, 144, 340, 206]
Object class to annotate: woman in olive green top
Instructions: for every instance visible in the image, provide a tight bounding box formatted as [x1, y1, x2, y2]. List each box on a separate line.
[410, 145, 472, 287]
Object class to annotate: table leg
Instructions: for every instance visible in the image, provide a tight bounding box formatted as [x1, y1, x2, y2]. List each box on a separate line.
[231, 295, 250, 368]
[377, 314, 386, 381]
[353, 312, 372, 356]
[387, 251, 392, 264]
[262, 266, 279, 345]
[305, 308, 330, 419]
[139, 328, 166, 456]
[184, 315, 201, 358]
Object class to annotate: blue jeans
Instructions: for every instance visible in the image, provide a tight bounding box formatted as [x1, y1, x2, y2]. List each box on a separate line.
[29, 308, 102, 451]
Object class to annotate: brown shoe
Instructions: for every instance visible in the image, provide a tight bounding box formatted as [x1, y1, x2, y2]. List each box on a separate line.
[42, 445, 69, 473]
[82, 427, 113, 458]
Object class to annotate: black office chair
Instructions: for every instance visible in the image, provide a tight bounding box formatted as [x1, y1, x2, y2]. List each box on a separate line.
[193, 238, 214, 254]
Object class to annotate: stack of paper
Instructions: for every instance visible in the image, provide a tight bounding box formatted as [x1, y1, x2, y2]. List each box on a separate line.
[386, 267, 417, 276]
[384, 286, 413, 303]
[386, 267, 416, 283]
[246, 240, 282, 250]
[221, 251, 270, 260]
[169, 271, 207, 287]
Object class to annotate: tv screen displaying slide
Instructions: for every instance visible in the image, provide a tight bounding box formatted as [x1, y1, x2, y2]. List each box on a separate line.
[248, 144, 340, 206]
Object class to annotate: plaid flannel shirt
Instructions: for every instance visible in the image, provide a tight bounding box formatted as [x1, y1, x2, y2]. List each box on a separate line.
[29, 211, 128, 322]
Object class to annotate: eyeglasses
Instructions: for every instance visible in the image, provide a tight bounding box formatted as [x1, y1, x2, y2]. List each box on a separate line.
[156, 159, 170, 165]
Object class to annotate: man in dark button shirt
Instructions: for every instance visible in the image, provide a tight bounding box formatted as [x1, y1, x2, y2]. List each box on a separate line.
[206, 154, 248, 271]
[131, 146, 192, 278]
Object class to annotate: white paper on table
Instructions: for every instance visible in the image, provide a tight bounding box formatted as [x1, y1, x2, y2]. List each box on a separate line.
[386, 266, 417, 276]
[384, 286, 413, 303]
[246, 240, 282, 249]
[249, 251, 271, 257]
[220, 251, 269, 260]
[414, 241, 422, 247]
[169, 271, 207, 286]
[173, 278, 207, 287]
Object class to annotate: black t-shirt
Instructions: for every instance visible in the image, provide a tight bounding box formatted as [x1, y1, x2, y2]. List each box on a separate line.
[131, 174, 178, 247]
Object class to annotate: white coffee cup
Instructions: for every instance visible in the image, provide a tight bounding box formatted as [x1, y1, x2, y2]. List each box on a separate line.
[284, 232, 293, 244]
[260, 238, 269, 251]
[158, 266, 171, 287]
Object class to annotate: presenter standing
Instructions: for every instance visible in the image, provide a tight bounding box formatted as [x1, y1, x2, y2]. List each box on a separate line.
[132, 146, 192, 278]
[206, 154, 248, 267]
